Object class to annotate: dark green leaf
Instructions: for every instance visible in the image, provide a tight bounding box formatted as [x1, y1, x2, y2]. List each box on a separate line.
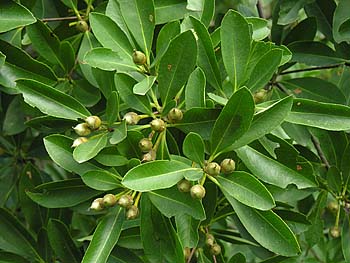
[228, 253, 246, 263]
[247, 17, 270, 41]
[333, 0, 350, 43]
[183, 132, 205, 165]
[155, 21, 180, 63]
[185, 68, 206, 109]
[154, 0, 188, 25]
[278, 0, 309, 25]
[106, 91, 119, 126]
[73, 133, 108, 163]
[283, 17, 317, 45]
[2, 96, 26, 135]
[175, 214, 200, 248]
[110, 121, 127, 145]
[94, 147, 128, 167]
[82, 170, 121, 191]
[342, 215, 350, 262]
[0, 252, 29, 263]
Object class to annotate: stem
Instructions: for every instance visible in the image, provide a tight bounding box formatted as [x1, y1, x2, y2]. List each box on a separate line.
[85, 0, 94, 17]
[153, 131, 165, 152]
[280, 64, 344, 75]
[335, 203, 341, 227]
[200, 173, 207, 185]
[256, 0, 264, 18]
[41, 16, 81, 22]
[311, 134, 330, 170]
[187, 248, 196, 263]
[274, 82, 292, 95]
[149, 88, 162, 112]
[213, 255, 217, 263]
[134, 192, 142, 207]
[207, 175, 220, 186]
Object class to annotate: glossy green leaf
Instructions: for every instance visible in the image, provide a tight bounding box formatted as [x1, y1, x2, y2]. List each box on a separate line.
[189, 16, 221, 91]
[224, 193, 301, 256]
[44, 134, 101, 176]
[286, 98, 350, 130]
[247, 17, 270, 41]
[228, 253, 246, 263]
[73, 133, 108, 163]
[118, 0, 155, 58]
[221, 10, 251, 89]
[82, 207, 125, 263]
[82, 170, 121, 191]
[185, 68, 206, 109]
[17, 79, 90, 120]
[106, 91, 119, 126]
[154, 0, 188, 25]
[84, 48, 138, 72]
[0, 1, 36, 33]
[342, 215, 350, 262]
[47, 219, 82, 263]
[116, 131, 143, 159]
[26, 179, 102, 208]
[211, 87, 254, 155]
[155, 21, 180, 63]
[133, 75, 156, 95]
[183, 132, 205, 165]
[3, 96, 26, 135]
[236, 146, 317, 189]
[94, 147, 128, 167]
[333, 0, 350, 43]
[158, 30, 197, 105]
[217, 171, 275, 210]
[114, 73, 153, 115]
[246, 49, 282, 92]
[175, 214, 200, 248]
[110, 121, 127, 145]
[229, 96, 293, 150]
[147, 186, 206, 220]
[122, 160, 202, 191]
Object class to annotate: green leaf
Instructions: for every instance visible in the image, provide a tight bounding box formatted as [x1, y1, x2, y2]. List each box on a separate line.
[0, 0, 36, 33]
[60, 0, 77, 9]
[118, 0, 155, 59]
[221, 10, 251, 89]
[211, 87, 254, 155]
[283, 17, 317, 45]
[3, 96, 26, 135]
[246, 17, 270, 41]
[224, 193, 301, 256]
[236, 146, 317, 189]
[84, 48, 138, 72]
[73, 133, 108, 163]
[158, 30, 197, 105]
[47, 219, 82, 263]
[82, 170, 121, 191]
[114, 73, 153, 115]
[229, 96, 293, 150]
[0, 252, 30, 263]
[175, 214, 200, 248]
[26, 179, 102, 208]
[246, 49, 282, 93]
[82, 207, 125, 263]
[122, 160, 202, 191]
[333, 0, 350, 43]
[154, 0, 188, 25]
[17, 79, 90, 120]
[228, 253, 246, 263]
[106, 91, 119, 126]
[217, 172, 275, 210]
[0, 208, 43, 262]
[94, 147, 128, 167]
[286, 98, 350, 130]
[147, 186, 206, 220]
[133, 75, 156, 95]
[44, 134, 101, 176]
[278, 0, 309, 25]
[185, 68, 206, 109]
[189, 16, 221, 91]
[110, 121, 127, 144]
[342, 215, 350, 262]
[183, 132, 205, 165]
[155, 21, 180, 64]
[0, 51, 5, 68]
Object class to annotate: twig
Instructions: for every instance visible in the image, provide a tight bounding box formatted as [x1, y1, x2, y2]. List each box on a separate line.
[311, 134, 331, 170]
[41, 16, 82, 22]
[186, 248, 196, 263]
[274, 82, 292, 95]
[213, 255, 217, 263]
[280, 64, 344, 75]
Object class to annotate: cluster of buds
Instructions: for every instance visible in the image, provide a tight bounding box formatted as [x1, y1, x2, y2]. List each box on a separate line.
[204, 159, 236, 176]
[205, 233, 221, 255]
[90, 193, 117, 211]
[72, 115, 102, 147]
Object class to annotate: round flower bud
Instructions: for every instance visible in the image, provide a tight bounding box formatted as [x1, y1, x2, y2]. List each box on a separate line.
[85, 116, 102, 130]
[205, 162, 221, 176]
[73, 123, 91, 136]
[71, 137, 88, 148]
[90, 198, 104, 211]
[132, 50, 147, 65]
[205, 234, 215, 247]
[76, 20, 89, 32]
[210, 244, 221, 255]
[142, 150, 156, 162]
[150, 119, 166, 132]
[126, 205, 139, 220]
[327, 201, 339, 214]
[190, 184, 206, 199]
[139, 138, 153, 153]
[167, 108, 183, 123]
[123, 112, 140, 125]
[117, 195, 134, 209]
[329, 226, 341, 238]
[220, 159, 236, 174]
[103, 194, 117, 207]
[177, 179, 192, 193]
[253, 89, 268, 104]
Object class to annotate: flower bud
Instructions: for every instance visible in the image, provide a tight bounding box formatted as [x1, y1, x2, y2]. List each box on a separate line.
[220, 159, 236, 174]
[142, 150, 156, 162]
[177, 179, 192, 193]
[85, 116, 102, 130]
[126, 205, 139, 220]
[90, 198, 104, 211]
[123, 112, 140, 125]
[132, 50, 147, 65]
[167, 108, 183, 123]
[205, 234, 215, 247]
[117, 195, 134, 208]
[73, 123, 91, 136]
[190, 184, 206, 199]
[205, 162, 221, 176]
[150, 119, 165, 132]
[71, 137, 88, 147]
[210, 244, 221, 255]
[253, 89, 268, 104]
[329, 226, 341, 238]
[327, 201, 339, 214]
[103, 194, 117, 207]
[139, 138, 153, 153]
[76, 20, 89, 32]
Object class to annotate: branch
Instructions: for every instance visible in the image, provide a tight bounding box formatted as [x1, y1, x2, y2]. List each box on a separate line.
[311, 134, 331, 170]
[41, 16, 82, 22]
[280, 64, 345, 75]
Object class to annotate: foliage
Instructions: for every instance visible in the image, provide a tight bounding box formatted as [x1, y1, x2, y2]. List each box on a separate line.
[1, 0, 350, 262]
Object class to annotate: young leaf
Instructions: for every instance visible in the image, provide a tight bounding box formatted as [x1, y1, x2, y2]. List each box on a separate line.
[73, 133, 108, 163]
[82, 170, 122, 191]
[82, 207, 125, 263]
[185, 68, 206, 109]
[221, 10, 251, 89]
[158, 30, 197, 106]
[17, 79, 91, 120]
[110, 121, 127, 144]
[133, 75, 156, 95]
[236, 146, 317, 189]
[183, 132, 205, 165]
[217, 172, 275, 210]
[211, 87, 254, 156]
[122, 160, 202, 191]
